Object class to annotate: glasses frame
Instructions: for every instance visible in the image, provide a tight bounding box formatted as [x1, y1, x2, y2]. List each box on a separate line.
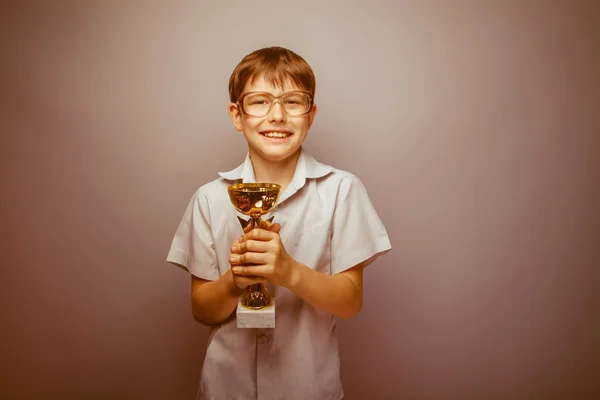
[236, 90, 314, 117]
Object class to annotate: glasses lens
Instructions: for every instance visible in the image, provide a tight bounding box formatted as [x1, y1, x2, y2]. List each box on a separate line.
[282, 92, 310, 116]
[243, 93, 272, 117]
[242, 92, 311, 117]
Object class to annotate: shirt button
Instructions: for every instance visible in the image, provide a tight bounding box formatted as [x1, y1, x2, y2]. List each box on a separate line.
[259, 334, 270, 344]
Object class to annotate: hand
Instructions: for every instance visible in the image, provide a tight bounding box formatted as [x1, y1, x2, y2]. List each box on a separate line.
[228, 221, 278, 291]
[229, 223, 296, 288]
[228, 267, 267, 292]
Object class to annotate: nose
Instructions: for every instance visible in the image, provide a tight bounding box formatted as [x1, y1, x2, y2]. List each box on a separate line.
[267, 100, 286, 122]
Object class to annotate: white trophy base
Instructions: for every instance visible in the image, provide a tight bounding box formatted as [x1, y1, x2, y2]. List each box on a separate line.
[236, 297, 275, 328]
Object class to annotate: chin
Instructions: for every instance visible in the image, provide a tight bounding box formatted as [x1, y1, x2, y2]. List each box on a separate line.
[255, 146, 301, 162]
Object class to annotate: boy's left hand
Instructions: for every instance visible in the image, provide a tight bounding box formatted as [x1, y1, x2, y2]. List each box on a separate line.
[229, 223, 296, 288]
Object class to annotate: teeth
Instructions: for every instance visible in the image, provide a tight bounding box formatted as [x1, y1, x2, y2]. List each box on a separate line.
[264, 132, 290, 138]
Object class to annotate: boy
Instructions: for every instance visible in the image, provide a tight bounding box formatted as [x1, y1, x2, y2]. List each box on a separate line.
[167, 46, 391, 400]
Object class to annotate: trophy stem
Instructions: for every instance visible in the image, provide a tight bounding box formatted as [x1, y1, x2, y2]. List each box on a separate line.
[249, 216, 261, 230]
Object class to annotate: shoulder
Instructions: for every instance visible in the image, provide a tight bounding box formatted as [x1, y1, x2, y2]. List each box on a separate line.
[302, 149, 370, 202]
[317, 165, 366, 200]
[303, 150, 359, 190]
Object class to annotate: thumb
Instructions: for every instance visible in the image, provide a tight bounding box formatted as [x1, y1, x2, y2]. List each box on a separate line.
[268, 223, 281, 234]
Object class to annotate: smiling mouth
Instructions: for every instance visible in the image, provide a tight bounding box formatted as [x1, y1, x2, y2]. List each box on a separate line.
[260, 131, 292, 138]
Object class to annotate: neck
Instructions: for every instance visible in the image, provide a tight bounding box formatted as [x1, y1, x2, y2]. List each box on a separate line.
[249, 148, 301, 191]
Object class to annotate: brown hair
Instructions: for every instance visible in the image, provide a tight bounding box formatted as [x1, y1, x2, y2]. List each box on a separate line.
[228, 46, 316, 103]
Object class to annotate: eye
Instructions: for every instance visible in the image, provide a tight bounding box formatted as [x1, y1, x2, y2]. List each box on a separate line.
[283, 93, 308, 106]
[245, 94, 271, 106]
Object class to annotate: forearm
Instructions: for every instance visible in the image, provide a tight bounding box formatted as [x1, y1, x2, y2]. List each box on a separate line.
[191, 269, 244, 326]
[287, 261, 362, 319]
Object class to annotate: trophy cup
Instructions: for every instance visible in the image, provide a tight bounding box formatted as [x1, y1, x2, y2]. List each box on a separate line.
[227, 183, 281, 328]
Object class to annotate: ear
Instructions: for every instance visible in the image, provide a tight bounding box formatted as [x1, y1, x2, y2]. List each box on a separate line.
[307, 103, 318, 129]
[228, 103, 244, 132]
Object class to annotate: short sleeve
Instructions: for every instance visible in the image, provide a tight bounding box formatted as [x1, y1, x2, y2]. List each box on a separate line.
[330, 176, 392, 274]
[166, 188, 220, 281]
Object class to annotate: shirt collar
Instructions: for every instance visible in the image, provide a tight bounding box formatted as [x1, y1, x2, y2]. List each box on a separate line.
[218, 147, 334, 202]
[218, 153, 256, 183]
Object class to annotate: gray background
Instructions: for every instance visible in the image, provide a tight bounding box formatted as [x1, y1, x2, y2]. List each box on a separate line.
[2, 1, 599, 399]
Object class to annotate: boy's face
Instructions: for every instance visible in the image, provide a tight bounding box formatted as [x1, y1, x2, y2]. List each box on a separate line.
[228, 75, 317, 164]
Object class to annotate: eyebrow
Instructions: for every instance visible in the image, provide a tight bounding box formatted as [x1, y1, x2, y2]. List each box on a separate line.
[248, 90, 303, 95]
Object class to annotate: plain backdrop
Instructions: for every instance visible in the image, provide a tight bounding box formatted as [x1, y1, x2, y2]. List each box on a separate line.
[1, 1, 599, 399]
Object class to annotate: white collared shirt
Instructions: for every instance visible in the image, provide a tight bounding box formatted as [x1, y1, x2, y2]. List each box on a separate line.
[167, 147, 392, 400]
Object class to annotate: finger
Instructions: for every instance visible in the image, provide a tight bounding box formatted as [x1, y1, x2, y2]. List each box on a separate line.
[230, 239, 241, 254]
[235, 239, 271, 254]
[231, 265, 271, 277]
[268, 223, 281, 234]
[229, 252, 266, 266]
[239, 228, 277, 243]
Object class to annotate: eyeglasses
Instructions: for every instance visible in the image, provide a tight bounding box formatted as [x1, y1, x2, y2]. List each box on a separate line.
[237, 91, 313, 117]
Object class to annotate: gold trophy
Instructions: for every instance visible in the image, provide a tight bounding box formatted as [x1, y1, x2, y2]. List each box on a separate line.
[227, 183, 281, 328]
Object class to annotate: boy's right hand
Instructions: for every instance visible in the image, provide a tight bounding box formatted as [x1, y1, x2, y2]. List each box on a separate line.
[229, 223, 281, 291]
